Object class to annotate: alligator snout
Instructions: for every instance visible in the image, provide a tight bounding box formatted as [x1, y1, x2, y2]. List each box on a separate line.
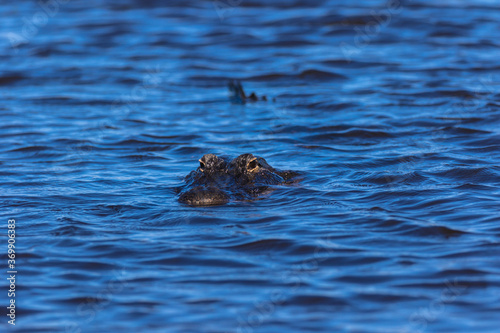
[178, 186, 230, 206]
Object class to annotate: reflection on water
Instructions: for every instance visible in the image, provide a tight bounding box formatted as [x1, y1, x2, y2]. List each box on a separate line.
[1, 0, 500, 332]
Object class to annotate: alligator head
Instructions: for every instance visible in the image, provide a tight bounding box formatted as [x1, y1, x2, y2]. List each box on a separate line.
[178, 153, 298, 206]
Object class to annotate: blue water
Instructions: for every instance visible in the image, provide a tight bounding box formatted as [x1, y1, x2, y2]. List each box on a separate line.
[1, 0, 500, 332]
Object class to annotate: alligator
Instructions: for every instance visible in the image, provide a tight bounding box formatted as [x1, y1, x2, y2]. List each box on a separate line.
[228, 81, 268, 104]
[178, 153, 299, 206]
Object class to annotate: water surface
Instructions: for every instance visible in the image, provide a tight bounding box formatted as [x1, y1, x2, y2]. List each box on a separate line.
[1, 0, 500, 332]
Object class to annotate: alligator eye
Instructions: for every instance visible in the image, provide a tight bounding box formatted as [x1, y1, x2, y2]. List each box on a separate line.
[248, 160, 258, 170]
[199, 161, 205, 170]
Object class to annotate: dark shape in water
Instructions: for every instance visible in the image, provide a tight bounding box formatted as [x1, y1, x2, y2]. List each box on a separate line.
[178, 153, 299, 206]
[228, 81, 268, 104]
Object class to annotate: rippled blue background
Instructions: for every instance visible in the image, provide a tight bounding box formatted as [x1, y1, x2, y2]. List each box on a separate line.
[1, 0, 500, 332]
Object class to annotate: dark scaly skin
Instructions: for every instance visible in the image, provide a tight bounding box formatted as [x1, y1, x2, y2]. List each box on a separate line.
[228, 153, 285, 186]
[178, 154, 231, 206]
[198, 154, 227, 174]
[178, 153, 298, 206]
